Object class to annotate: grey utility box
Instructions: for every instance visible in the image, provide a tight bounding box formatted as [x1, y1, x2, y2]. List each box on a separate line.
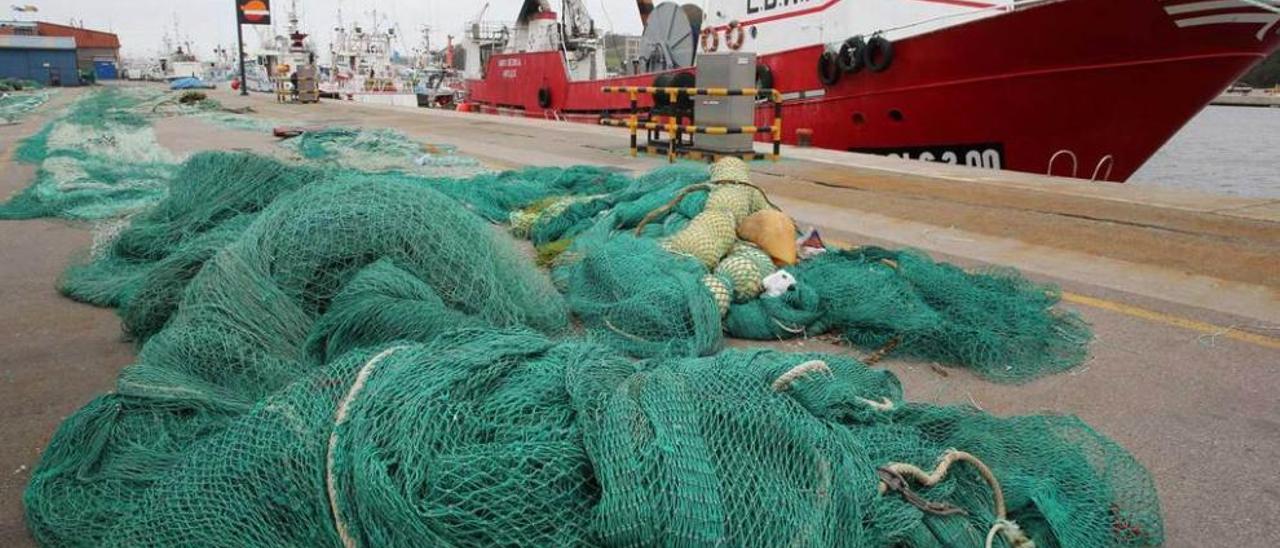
[695, 52, 757, 154]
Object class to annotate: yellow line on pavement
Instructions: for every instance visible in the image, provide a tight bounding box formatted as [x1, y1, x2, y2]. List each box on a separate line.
[1061, 292, 1280, 350]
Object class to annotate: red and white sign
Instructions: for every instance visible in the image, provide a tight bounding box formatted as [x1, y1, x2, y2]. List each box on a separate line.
[238, 0, 271, 25]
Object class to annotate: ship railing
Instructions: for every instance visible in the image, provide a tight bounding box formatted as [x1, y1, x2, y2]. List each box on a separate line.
[599, 86, 785, 163]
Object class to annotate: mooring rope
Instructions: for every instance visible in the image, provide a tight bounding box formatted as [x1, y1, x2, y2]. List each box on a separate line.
[771, 360, 897, 411]
[326, 345, 409, 548]
[879, 450, 1036, 548]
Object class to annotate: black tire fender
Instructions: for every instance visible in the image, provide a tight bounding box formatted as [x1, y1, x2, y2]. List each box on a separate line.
[863, 36, 894, 73]
[817, 51, 841, 87]
[838, 36, 865, 73]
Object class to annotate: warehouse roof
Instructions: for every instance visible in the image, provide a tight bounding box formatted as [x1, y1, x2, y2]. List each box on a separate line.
[0, 34, 76, 50]
[36, 21, 120, 49]
[0, 20, 37, 34]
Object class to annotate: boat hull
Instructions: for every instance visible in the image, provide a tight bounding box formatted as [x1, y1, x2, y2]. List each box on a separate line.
[465, 0, 1280, 181]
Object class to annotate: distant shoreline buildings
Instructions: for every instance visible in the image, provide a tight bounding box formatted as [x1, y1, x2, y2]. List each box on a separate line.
[0, 19, 121, 85]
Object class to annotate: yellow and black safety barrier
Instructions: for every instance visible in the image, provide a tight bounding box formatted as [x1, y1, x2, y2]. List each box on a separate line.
[600, 85, 784, 163]
[599, 119, 775, 135]
[601, 86, 784, 102]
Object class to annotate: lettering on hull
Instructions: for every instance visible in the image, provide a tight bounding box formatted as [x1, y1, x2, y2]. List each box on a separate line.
[747, 0, 817, 15]
[850, 143, 1005, 170]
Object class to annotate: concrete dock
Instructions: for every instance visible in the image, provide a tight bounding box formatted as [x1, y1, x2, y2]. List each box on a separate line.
[1211, 92, 1280, 108]
[1, 85, 1277, 546]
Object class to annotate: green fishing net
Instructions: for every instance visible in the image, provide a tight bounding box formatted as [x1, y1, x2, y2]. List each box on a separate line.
[501, 173, 1091, 383]
[722, 247, 1092, 382]
[0, 89, 52, 124]
[0, 88, 484, 222]
[0, 87, 176, 220]
[9, 92, 1161, 546]
[3, 87, 1093, 381]
[26, 187, 1162, 544]
[282, 127, 485, 176]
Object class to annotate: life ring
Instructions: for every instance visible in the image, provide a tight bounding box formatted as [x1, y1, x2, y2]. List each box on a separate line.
[837, 36, 865, 73]
[755, 64, 775, 92]
[863, 36, 895, 73]
[537, 86, 552, 108]
[817, 51, 841, 86]
[700, 27, 719, 53]
[725, 21, 746, 51]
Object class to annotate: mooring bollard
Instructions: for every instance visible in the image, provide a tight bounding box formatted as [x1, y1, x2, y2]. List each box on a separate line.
[796, 128, 813, 148]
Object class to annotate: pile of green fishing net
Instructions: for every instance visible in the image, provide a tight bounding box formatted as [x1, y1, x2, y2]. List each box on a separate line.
[24, 152, 1161, 546]
[0, 89, 52, 124]
[19, 94, 1091, 382]
[0, 88, 482, 221]
[5, 89, 1161, 545]
[0, 87, 176, 220]
[282, 127, 484, 177]
[481, 170, 1090, 383]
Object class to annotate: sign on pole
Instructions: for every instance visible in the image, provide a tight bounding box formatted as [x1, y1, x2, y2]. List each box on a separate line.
[235, 0, 270, 95]
[237, 0, 272, 26]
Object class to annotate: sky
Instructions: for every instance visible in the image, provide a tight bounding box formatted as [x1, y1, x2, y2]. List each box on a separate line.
[10, 0, 645, 59]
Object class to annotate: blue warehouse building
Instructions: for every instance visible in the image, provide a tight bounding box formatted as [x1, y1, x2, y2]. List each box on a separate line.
[0, 34, 80, 86]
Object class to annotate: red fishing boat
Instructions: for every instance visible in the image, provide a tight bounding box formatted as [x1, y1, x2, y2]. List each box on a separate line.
[461, 0, 1280, 181]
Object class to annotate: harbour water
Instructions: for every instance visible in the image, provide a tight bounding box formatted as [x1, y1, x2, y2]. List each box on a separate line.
[1132, 105, 1280, 198]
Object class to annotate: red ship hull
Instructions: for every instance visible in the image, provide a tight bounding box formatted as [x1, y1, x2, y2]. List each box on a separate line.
[466, 0, 1280, 181]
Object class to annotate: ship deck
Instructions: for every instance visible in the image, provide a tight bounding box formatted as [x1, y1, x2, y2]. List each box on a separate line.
[2, 84, 1278, 546]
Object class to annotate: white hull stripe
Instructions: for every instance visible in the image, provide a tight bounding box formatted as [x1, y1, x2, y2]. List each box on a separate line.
[1175, 13, 1279, 24]
[780, 89, 828, 102]
[1162, 0, 1280, 39]
[1165, 0, 1275, 15]
[1174, 13, 1280, 38]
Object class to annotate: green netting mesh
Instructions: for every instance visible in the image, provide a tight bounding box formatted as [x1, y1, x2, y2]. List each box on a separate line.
[27, 251, 1162, 546]
[0, 87, 175, 220]
[11, 94, 1161, 546]
[0, 89, 52, 124]
[34, 128, 1093, 380]
[5, 87, 1094, 381]
[0, 88, 485, 222]
[281, 127, 485, 177]
[722, 248, 1091, 382]
[511, 175, 1091, 383]
[59, 152, 323, 318]
[559, 233, 723, 358]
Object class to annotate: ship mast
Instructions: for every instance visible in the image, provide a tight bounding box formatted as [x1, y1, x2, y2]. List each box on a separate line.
[288, 0, 299, 36]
